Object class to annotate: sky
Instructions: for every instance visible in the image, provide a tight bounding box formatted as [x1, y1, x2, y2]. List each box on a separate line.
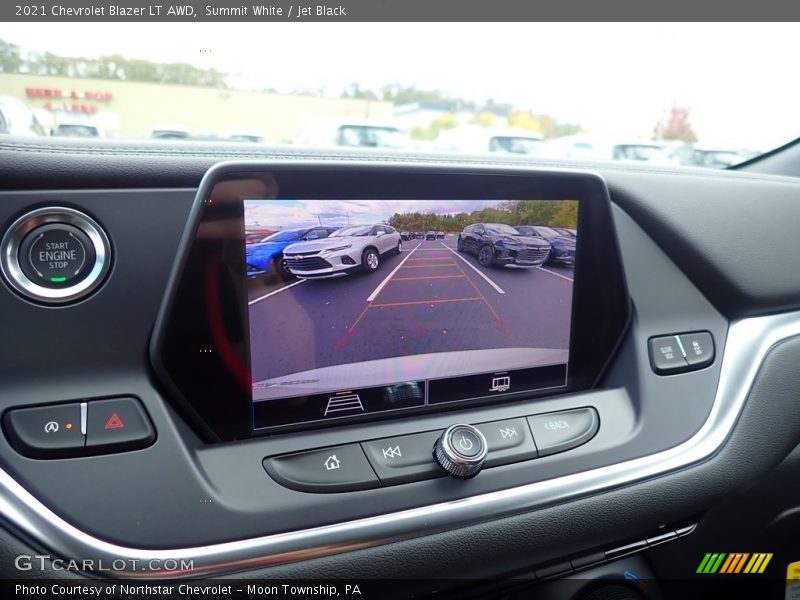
[244, 199, 504, 228]
[3, 22, 799, 150]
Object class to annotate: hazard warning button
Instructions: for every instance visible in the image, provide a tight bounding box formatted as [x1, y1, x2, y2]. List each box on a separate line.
[86, 397, 155, 453]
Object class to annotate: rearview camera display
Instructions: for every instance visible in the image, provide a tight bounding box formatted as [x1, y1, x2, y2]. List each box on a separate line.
[244, 199, 578, 430]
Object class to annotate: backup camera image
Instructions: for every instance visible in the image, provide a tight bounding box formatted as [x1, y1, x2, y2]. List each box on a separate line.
[244, 199, 578, 429]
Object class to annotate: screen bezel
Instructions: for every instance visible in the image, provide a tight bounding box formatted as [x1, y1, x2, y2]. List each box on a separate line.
[150, 162, 630, 441]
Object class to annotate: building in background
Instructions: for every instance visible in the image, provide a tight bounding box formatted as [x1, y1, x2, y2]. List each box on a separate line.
[0, 73, 393, 142]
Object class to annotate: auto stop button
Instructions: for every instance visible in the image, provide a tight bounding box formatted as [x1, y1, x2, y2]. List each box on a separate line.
[3, 402, 85, 458]
[18, 223, 95, 289]
[527, 408, 599, 457]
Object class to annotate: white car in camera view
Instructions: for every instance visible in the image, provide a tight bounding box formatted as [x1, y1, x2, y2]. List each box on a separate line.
[283, 224, 402, 278]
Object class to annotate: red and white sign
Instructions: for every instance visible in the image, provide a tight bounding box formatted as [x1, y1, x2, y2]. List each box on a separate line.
[25, 88, 113, 113]
[26, 88, 113, 102]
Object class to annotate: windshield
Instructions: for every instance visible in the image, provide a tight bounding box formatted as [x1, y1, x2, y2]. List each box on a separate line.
[0, 23, 795, 168]
[485, 223, 522, 236]
[515, 226, 537, 236]
[490, 136, 542, 154]
[330, 225, 373, 237]
[52, 124, 99, 137]
[337, 126, 404, 148]
[531, 226, 560, 238]
[612, 144, 665, 161]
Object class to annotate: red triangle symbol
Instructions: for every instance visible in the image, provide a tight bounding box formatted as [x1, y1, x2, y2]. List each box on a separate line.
[104, 413, 125, 430]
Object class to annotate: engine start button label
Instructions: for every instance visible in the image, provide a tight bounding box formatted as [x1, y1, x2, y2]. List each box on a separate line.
[19, 223, 94, 287]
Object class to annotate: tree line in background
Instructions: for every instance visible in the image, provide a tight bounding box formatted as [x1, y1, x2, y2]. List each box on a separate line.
[341, 83, 584, 141]
[0, 39, 228, 87]
[387, 200, 578, 233]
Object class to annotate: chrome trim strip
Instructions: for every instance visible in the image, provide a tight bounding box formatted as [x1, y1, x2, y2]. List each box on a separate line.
[675, 335, 688, 358]
[80, 402, 87, 436]
[0, 312, 794, 578]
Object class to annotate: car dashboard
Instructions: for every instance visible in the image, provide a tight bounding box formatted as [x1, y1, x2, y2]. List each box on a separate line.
[1, 137, 800, 599]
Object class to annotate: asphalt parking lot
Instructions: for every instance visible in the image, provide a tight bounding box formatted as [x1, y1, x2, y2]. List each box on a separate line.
[247, 238, 574, 382]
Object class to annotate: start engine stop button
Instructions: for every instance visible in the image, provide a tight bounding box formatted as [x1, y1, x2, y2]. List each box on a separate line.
[0, 207, 111, 304]
[18, 223, 96, 289]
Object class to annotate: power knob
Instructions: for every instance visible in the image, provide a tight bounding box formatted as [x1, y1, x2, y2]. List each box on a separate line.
[433, 424, 487, 479]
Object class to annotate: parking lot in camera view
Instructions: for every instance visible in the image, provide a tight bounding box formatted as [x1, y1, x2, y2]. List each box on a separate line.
[247, 236, 574, 384]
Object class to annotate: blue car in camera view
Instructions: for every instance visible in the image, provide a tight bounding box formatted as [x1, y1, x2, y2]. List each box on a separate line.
[514, 225, 576, 265]
[246, 227, 339, 280]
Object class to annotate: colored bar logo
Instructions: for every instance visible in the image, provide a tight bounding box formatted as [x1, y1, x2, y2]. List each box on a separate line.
[696, 553, 773, 574]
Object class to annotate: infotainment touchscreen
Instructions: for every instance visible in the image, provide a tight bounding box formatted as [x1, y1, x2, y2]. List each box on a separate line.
[244, 199, 578, 430]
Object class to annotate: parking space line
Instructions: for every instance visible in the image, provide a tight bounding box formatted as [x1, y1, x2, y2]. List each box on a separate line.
[248, 279, 306, 306]
[399, 263, 455, 269]
[406, 256, 454, 261]
[371, 297, 482, 308]
[390, 275, 465, 282]
[333, 302, 373, 351]
[365, 242, 421, 302]
[536, 266, 574, 282]
[440, 243, 505, 294]
[451, 258, 510, 333]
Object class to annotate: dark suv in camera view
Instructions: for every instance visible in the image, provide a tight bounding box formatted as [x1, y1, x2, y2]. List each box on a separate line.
[457, 222, 552, 268]
[515, 225, 576, 265]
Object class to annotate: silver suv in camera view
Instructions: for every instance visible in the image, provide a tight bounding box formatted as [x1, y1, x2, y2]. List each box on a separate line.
[283, 224, 402, 278]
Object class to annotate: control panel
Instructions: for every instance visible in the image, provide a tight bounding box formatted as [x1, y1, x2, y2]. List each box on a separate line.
[3, 397, 155, 458]
[648, 331, 715, 375]
[264, 407, 599, 493]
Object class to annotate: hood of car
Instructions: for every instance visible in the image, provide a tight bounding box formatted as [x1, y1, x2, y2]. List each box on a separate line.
[285, 237, 362, 254]
[488, 234, 550, 248]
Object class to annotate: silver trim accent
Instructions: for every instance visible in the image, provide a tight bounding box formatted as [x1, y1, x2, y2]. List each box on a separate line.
[0, 312, 794, 578]
[80, 402, 87, 437]
[0, 207, 111, 304]
[675, 335, 688, 358]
